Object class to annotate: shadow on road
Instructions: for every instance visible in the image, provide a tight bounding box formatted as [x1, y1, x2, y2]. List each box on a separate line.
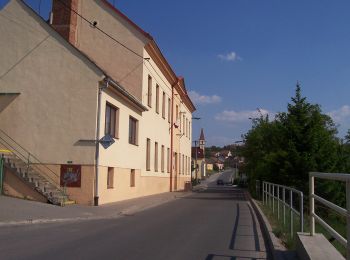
[185, 187, 248, 201]
[187, 185, 269, 260]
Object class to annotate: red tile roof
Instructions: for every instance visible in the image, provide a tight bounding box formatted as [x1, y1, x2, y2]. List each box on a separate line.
[192, 147, 204, 159]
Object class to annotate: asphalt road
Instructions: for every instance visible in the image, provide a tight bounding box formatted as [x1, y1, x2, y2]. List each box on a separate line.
[0, 170, 268, 260]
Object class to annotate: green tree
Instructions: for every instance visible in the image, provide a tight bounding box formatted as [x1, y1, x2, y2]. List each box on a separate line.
[345, 129, 350, 144]
[243, 84, 339, 195]
[278, 84, 338, 192]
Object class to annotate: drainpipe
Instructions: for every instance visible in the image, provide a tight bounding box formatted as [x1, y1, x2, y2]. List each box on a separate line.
[170, 79, 178, 192]
[94, 79, 109, 206]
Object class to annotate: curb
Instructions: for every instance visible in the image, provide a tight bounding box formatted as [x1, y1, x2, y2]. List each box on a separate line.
[246, 191, 297, 260]
[0, 192, 193, 227]
[0, 215, 123, 227]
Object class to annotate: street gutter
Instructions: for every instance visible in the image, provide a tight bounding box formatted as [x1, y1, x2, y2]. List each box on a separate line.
[245, 191, 297, 260]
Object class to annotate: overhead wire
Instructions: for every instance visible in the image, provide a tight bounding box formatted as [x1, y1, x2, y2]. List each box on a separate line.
[0, 35, 51, 80]
[3, 0, 188, 113]
[55, 0, 184, 98]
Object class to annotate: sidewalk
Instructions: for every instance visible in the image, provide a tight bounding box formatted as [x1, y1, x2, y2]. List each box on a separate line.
[0, 191, 191, 226]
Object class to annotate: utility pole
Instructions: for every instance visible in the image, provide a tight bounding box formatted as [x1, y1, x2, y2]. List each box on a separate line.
[191, 117, 201, 184]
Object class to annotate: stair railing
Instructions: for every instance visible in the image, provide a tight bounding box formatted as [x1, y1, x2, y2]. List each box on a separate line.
[0, 129, 66, 197]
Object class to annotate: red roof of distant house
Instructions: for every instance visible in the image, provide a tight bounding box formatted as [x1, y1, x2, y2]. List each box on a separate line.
[192, 147, 204, 159]
[101, 0, 153, 40]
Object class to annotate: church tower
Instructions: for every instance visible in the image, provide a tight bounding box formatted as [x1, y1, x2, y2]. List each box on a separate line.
[199, 128, 205, 151]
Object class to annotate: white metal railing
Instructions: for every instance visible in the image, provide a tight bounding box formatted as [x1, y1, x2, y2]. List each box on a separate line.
[263, 181, 304, 236]
[309, 172, 350, 259]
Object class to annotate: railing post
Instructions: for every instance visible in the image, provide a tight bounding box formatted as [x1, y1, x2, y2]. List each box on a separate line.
[272, 184, 275, 213]
[266, 183, 269, 207]
[263, 182, 265, 205]
[266, 182, 268, 206]
[310, 174, 315, 236]
[283, 187, 286, 225]
[346, 180, 350, 260]
[277, 186, 280, 220]
[300, 192, 304, 233]
[290, 189, 293, 237]
[269, 183, 272, 207]
[270, 183, 273, 208]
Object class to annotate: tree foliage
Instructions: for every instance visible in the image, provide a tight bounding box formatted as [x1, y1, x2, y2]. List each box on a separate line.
[242, 84, 348, 198]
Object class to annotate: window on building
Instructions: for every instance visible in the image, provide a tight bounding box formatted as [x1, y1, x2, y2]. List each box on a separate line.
[105, 103, 119, 138]
[167, 148, 170, 173]
[146, 138, 151, 171]
[156, 84, 159, 114]
[148, 75, 152, 107]
[176, 105, 179, 121]
[174, 152, 178, 174]
[183, 115, 185, 134]
[130, 169, 135, 187]
[129, 116, 138, 145]
[182, 155, 185, 174]
[185, 156, 187, 175]
[107, 167, 114, 189]
[154, 142, 158, 172]
[179, 153, 181, 174]
[186, 118, 188, 137]
[162, 92, 166, 119]
[161, 145, 164, 172]
[179, 112, 182, 132]
[187, 156, 189, 175]
[168, 98, 171, 123]
[189, 122, 191, 139]
[187, 157, 189, 176]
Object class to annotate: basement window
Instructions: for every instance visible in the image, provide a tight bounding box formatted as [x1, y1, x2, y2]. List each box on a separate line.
[107, 167, 114, 189]
[130, 169, 135, 187]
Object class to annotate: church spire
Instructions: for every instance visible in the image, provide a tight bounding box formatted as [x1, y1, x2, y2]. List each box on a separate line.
[199, 128, 205, 141]
[199, 128, 205, 151]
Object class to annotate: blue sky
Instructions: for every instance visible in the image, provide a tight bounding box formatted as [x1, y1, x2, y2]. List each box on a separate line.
[2, 0, 350, 146]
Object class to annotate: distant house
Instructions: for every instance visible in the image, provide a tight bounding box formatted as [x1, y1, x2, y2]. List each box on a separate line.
[216, 156, 225, 171]
[206, 158, 215, 171]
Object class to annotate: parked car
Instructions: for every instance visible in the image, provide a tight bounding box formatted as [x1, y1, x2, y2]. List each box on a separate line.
[217, 179, 224, 185]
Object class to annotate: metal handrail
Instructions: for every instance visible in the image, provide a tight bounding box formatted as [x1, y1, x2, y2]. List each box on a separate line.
[0, 129, 64, 194]
[309, 172, 350, 259]
[263, 181, 304, 236]
[0, 129, 60, 177]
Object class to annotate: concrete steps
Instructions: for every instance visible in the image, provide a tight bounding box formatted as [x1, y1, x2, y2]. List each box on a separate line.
[1, 153, 74, 206]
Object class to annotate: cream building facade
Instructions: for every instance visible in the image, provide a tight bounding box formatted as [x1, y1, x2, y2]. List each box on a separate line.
[0, 0, 195, 205]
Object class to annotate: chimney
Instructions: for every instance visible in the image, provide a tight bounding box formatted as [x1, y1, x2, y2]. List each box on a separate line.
[51, 0, 78, 45]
